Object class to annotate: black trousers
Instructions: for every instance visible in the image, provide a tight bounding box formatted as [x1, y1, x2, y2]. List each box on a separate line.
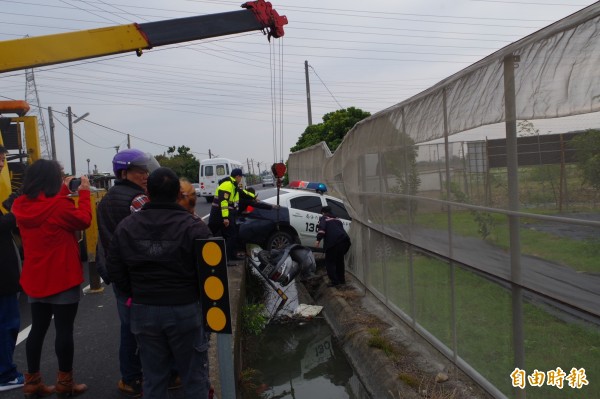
[27, 302, 79, 373]
[324, 239, 351, 285]
[208, 214, 238, 259]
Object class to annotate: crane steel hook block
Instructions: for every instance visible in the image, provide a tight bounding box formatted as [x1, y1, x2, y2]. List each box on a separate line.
[243, 0, 288, 40]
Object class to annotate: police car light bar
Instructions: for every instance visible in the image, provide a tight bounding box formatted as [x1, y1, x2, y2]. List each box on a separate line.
[288, 180, 327, 193]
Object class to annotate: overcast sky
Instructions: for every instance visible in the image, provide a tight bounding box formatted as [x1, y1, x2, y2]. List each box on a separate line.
[0, 0, 593, 176]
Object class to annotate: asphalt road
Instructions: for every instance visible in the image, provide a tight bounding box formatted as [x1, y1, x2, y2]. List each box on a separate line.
[4, 271, 193, 399]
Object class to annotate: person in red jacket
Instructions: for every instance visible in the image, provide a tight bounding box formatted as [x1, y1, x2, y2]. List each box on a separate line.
[12, 159, 92, 398]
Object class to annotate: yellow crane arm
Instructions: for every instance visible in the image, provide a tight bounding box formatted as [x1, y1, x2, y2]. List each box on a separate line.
[0, 0, 287, 73]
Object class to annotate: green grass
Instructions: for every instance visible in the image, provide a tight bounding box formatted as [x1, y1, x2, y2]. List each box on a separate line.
[366, 253, 600, 399]
[367, 327, 398, 358]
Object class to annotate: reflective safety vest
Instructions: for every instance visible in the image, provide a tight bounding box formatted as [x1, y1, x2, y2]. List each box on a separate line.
[212, 177, 255, 219]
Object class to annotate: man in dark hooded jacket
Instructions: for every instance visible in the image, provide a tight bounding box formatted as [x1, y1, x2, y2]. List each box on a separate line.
[315, 206, 351, 287]
[107, 167, 212, 399]
[96, 148, 162, 396]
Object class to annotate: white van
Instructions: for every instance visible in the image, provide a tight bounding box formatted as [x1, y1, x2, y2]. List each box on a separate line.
[198, 157, 244, 202]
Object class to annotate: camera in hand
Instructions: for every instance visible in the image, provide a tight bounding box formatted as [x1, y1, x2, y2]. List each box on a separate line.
[69, 178, 82, 192]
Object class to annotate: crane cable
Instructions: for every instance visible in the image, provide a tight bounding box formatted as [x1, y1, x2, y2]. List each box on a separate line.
[269, 37, 284, 165]
[279, 40, 284, 164]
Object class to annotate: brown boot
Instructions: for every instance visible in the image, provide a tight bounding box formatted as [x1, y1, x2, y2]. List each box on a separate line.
[55, 370, 88, 398]
[23, 372, 55, 398]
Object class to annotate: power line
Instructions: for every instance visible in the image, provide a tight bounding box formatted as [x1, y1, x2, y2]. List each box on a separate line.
[90, 0, 149, 22]
[59, 0, 121, 24]
[470, 0, 587, 5]
[53, 115, 113, 149]
[308, 64, 343, 110]
[187, 0, 573, 22]
[0, 0, 587, 168]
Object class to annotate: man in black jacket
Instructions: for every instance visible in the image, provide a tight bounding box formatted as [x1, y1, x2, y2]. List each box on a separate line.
[107, 167, 212, 399]
[96, 148, 160, 396]
[0, 145, 24, 391]
[315, 206, 351, 287]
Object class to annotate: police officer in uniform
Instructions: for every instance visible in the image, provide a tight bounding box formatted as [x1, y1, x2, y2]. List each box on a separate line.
[208, 168, 255, 264]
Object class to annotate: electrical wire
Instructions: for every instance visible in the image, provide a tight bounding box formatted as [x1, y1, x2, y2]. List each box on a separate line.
[53, 115, 114, 149]
[0, 0, 587, 168]
[309, 65, 343, 110]
[93, 0, 149, 22]
[59, 0, 120, 24]
[471, 0, 587, 5]
[9, 97, 212, 158]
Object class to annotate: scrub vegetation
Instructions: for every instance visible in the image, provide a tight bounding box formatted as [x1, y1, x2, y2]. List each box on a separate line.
[367, 327, 398, 358]
[241, 266, 269, 336]
[241, 303, 268, 336]
[239, 267, 270, 398]
[239, 368, 269, 399]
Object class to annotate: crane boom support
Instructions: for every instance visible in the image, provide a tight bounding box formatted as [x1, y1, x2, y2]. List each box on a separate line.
[0, 0, 287, 74]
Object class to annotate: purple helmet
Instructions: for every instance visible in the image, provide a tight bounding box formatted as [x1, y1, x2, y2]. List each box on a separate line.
[112, 149, 160, 177]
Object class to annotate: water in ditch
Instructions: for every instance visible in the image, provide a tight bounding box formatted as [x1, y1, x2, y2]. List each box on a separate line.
[242, 280, 371, 399]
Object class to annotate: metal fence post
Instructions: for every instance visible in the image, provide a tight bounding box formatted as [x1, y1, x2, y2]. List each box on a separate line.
[504, 54, 525, 399]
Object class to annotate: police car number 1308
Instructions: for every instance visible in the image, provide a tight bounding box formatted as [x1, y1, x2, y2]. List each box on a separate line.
[305, 220, 349, 232]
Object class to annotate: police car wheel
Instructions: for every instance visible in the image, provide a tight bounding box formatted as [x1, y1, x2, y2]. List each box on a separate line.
[266, 231, 293, 250]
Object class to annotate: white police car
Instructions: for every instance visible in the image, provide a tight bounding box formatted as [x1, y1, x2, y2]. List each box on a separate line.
[238, 181, 351, 251]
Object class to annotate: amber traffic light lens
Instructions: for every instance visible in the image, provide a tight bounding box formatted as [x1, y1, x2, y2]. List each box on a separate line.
[204, 276, 225, 301]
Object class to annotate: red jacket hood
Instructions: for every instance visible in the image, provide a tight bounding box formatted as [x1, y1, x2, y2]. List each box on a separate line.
[13, 192, 62, 228]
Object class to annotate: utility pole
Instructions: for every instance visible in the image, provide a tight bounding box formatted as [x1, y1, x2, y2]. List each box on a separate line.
[127, 134, 131, 149]
[68, 107, 76, 175]
[47, 107, 57, 160]
[68, 109, 90, 176]
[208, 149, 212, 159]
[305, 60, 313, 126]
